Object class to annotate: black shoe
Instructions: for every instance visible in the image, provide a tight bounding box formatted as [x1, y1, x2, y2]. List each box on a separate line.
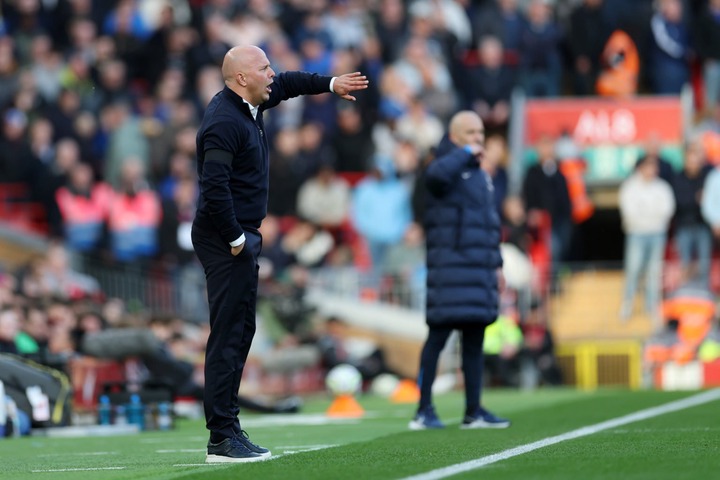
[408, 405, 445, 430]
[237, 430, 271, 457]
[460, 407, 511, 429]
[206, 437, 266, 463]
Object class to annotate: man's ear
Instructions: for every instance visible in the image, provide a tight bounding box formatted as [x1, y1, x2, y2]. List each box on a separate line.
[237, 72, 247, 87]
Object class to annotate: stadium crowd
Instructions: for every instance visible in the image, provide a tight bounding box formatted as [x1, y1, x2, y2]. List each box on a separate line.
[2, 0, 720, 407]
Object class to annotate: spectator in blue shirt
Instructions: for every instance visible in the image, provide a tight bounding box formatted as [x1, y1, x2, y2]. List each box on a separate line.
[649, 0, 691, 94]
[519, 0, 563, 97]
[351, 154, 412, 268]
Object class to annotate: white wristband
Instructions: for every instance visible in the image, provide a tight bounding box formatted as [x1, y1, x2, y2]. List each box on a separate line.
[230, 233, 246, 247]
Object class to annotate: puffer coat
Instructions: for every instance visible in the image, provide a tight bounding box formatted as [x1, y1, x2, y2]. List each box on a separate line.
[423, 137, 503, 327]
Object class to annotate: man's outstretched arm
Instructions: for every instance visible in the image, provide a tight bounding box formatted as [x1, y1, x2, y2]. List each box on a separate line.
[331, 72, 369, 101]
[264, 71, 368, 109]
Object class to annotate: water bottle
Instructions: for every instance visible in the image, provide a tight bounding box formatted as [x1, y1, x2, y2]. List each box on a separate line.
[97, 395, 112, 426]
[5, 396, 21, 438]
[115, 405, 128, 425]
[157, 402, 172, 431]
[144, 403, 155, 431]
[127, 394, 145, 430]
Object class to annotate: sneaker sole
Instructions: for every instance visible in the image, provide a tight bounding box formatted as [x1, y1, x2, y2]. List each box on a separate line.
[408, 420, 445, 430]
[460, 420, 511, 429]
[408, 420, 426, 430]
[205, 453, 270, 463]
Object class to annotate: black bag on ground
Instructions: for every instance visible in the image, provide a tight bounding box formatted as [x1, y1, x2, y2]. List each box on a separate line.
[0, 353, 73, 428]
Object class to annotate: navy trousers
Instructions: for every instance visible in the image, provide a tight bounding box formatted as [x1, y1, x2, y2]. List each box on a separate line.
[192, 223, 262, 441]
[418, 325, 486, 415]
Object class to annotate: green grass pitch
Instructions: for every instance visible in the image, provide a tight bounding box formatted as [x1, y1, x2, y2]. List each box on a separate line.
[1, 388, 717, 480]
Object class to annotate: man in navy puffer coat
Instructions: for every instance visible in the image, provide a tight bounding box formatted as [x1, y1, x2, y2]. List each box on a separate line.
[409, 111, 510, 430]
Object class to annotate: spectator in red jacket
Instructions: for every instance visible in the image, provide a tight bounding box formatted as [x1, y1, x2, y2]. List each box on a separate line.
[56, 162, 112, 254]
[107, 157, 162, 263]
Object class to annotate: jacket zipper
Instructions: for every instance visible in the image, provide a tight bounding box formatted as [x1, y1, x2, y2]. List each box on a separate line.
[455, 206, 463, 250]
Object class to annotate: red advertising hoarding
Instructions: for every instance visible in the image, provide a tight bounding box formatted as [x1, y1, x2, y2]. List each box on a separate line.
[522, 97, 684, 184]
[525, 97, 683, 145]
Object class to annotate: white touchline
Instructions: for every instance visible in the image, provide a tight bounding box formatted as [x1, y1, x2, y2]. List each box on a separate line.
[172, 443, 339, 467]
[140, 436, 207, 444]
[32, 467, 126, 473]
[156, 449, 206, 453]
[271, 444, 339, 459]
[37, 452, 118, 457]
[399, 389, 720, 480]
[273, 444, 337, 449]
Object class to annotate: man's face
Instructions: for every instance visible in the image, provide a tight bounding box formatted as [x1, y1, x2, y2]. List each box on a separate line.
[639, 159, 659, 180]
[684, 146, 703, 174]
[240, 50, 276, 105]
[451, 115, 485, 149]
[662, 0, 682, 22]
[500, 0, 517, 12]
[537, 137, 555, 161]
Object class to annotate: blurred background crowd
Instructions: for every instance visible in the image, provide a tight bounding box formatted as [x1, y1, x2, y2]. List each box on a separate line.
[2, 0, 720, 411]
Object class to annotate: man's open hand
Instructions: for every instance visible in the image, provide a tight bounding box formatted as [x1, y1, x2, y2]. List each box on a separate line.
[333, 72, 369, 101]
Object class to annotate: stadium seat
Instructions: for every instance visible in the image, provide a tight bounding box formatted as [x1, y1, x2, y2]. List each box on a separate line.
[0, 182, 48, 235]
[69, 356, 133, 411]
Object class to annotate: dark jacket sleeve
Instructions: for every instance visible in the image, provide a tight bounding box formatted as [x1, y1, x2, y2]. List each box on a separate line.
[200, 120, 244, 243]
[522, 166, 541, 211]
[694, 15, 711, 59]
[425, 147, 476, 196]
[262, 71, 333, 110]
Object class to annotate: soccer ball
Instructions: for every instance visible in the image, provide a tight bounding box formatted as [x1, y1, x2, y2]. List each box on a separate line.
[431, 372, 457, 394]
[325, 364, 362, 396]
[370, 373, 400, 398]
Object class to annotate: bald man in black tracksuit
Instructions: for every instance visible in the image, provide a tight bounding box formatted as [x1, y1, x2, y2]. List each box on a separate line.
[192, 45, 367, 463]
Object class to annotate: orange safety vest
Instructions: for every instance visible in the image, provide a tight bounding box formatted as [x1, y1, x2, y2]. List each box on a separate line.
[107, 190, 162, 230]
[596, 30, 639, 97]
[55, 183, 113, 223]
[663, 296, 715, 363]
[559, 159, 594, 224]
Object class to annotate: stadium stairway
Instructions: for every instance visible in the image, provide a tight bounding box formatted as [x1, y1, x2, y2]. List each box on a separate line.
[0, 222, 47, 270]
[549, 269, 656, 342]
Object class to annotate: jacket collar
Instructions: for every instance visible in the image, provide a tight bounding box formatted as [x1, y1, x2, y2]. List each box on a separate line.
[221, 86, 256, 120]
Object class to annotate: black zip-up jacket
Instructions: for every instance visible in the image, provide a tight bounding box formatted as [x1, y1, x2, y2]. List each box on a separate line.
[194, 72, 333, 243]
[671, 166, 712, 228]
[695, 10, 720, 61]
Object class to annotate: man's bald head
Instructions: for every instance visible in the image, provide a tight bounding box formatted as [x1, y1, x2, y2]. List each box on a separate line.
[448, 110, 484, 149]
[221, 45, 275, 106]
[221, 45, 265, 81]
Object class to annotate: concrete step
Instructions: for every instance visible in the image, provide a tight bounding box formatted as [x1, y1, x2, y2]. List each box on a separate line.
[549, 270, 657, 342]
